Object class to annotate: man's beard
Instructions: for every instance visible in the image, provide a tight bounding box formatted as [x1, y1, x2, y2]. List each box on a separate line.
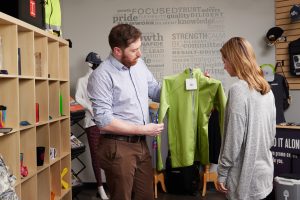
[121, 55, 138, 67]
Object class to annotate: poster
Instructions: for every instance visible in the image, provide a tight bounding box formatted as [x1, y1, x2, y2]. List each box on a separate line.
[112, 5, 229, 89]
[62, 0, 274, 94]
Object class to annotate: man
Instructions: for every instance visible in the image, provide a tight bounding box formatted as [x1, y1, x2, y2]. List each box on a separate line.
[87, 24, 164, 200]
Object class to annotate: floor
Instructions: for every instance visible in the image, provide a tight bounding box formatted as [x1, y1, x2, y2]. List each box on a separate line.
[73, 185, 226, 200]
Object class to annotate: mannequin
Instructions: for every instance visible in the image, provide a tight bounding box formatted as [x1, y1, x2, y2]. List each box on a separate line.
[75, 52, 109, 199]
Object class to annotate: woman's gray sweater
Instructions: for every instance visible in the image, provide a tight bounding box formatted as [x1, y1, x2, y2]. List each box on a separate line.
[218, 80, 276, 200]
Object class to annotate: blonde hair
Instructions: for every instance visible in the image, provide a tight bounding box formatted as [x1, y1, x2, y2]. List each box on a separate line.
[220, 37, 270, 95]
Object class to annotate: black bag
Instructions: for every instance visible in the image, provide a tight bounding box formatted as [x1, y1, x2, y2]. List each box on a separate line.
[165, 152, 200, 196]
[275, 62, 291, 112]
[288, 38, 300, 76]
[282, 75, 290, 110]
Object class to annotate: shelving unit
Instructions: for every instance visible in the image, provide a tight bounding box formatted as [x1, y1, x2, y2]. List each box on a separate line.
[0, 12, 71, 200]
[70, 114, 86, 198]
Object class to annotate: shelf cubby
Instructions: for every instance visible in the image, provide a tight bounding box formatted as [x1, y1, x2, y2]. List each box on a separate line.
[59, 43, 69, 80]
[48, 41, 59, 79]
[60, 118, 71, 156]
[19, 79, 35, 127]
[21, 175, 37, 200]
[0, 131, 20, 181]
[0, 78, 19, 129]
[60, 81, 70, 117]
[51, 162, 62, 199]
[0, 23, 18, 75]
[35, 80, 49, 124]
[34, 35, 48, 78]
[18, 29, 34, 76]
[50, 121, 61, 164]
[49, 80, 60, 119]
[37, 168, 51, 200]
[20, 128, 37, 179]
[61, 155, 71, 196]
[36, 124, 50, 170]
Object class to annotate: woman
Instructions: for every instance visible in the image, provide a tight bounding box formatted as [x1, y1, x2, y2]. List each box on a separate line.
[216, 37, 276, 200]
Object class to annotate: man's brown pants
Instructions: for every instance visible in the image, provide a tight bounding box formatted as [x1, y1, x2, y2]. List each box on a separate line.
[98, 136, 154, 200]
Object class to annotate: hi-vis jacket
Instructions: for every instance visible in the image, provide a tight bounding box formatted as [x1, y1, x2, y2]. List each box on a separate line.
[157, 68, 226, 170]
[45, 0, 61, 34]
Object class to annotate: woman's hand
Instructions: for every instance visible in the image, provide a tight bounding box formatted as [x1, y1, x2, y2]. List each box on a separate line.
[216, 181, 228, 194]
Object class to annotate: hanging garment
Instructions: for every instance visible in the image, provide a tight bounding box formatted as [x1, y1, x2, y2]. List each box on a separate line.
[157, 68, 226, 170]
[208, 109, 221, 164]
[45, 0, 62, 35]
[165, 151, 200, 196]
[269, 73, 290, 123]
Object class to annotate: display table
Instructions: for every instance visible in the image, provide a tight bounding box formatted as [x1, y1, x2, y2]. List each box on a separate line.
[271, 125, 300, 176]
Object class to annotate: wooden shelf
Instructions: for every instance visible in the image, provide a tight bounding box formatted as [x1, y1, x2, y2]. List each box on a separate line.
[0, 12, 71, 199]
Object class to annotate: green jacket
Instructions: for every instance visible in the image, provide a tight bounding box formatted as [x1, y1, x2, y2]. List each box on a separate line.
[157, 68, 226, 170]
[45, 0, 61, 33]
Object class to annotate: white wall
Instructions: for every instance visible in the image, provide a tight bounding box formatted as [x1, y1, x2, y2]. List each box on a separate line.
[62, 0, 276, 96]
[61, 0, 300, 183]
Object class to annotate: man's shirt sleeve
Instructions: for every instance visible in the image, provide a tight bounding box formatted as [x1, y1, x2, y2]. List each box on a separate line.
[87, 70, 114, 128]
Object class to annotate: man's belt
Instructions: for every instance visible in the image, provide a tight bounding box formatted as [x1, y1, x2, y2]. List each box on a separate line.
[103, 134, 145, 143]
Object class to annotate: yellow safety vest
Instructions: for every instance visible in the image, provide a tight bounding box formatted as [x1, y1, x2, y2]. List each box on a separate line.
[45, 0, 61, 36]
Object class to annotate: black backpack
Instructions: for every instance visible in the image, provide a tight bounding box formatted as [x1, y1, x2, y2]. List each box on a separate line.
[275, 62, 291, 112]
[165, 152, 200, 196]
[288, 38, 300, 76]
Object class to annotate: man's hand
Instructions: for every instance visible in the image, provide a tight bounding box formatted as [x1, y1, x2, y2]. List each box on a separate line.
[143, 123, 164, 136]
[204, 71, 210, 78]
[216, 181, 228, 194]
